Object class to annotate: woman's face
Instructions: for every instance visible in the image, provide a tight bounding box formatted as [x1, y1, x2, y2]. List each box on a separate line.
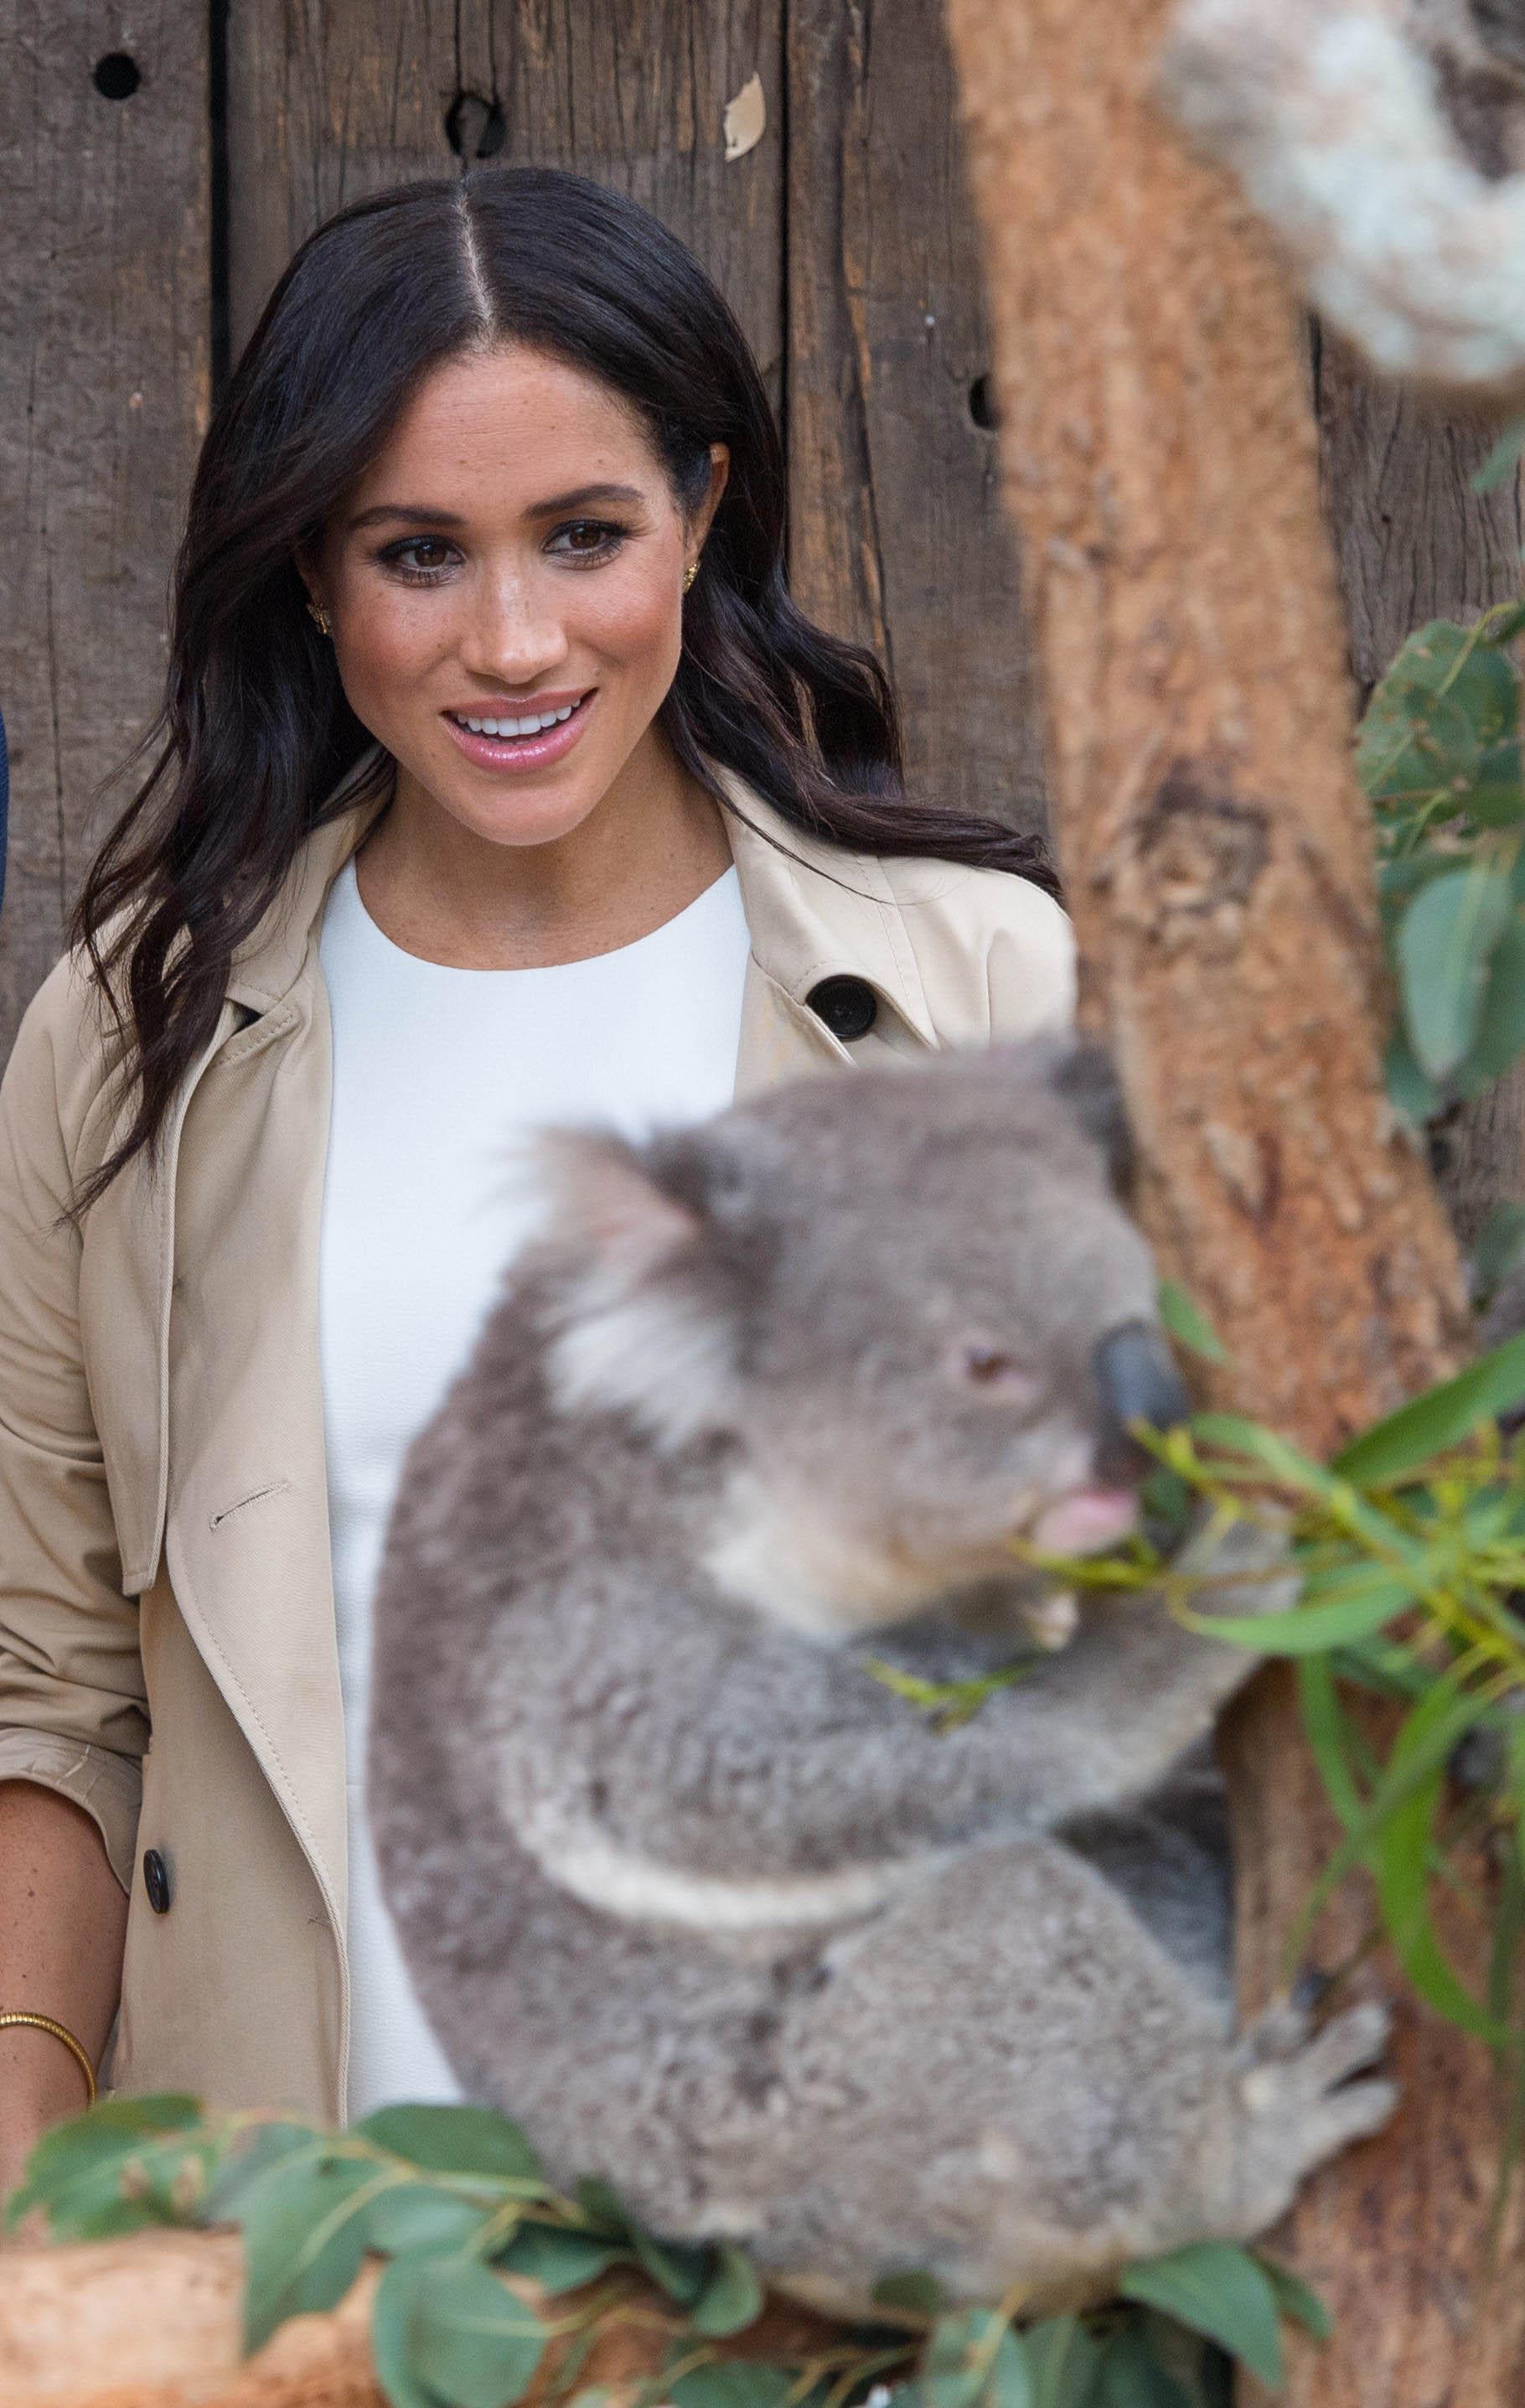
[307, 342, 727, 851]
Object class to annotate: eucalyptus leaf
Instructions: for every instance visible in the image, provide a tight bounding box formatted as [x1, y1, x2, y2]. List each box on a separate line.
[1117, 2245, 1284, 2390]
[242, 2154, 382, 2352]
[1464, 915, 1525, 1086]
[1484, 601, 1525, 646]
[627, 2220, 711, 2304]
[202, 2121, 324, 2224]
[1469, 1202, 1525, 1308]
[1096, 2328, 1194, 2408]
[354, 2106, 545, 2188]
[1396, 863, 1512, 1079]
[1300, 1656, 1368, 1839]
[1187, 1416, 1331, 1493]
[1440, 644, 1522, 826]
[927, 2310, 1032, 2408]
[1331, 1329, 1525, 1484]
[1157, 1282, 1228, 1366]
[406, 2258, 548, 2408]
[1383, 1022, 1442, 1129]
[1470, 417, 1525, 494]
[1180, 1568, 1413, 1654]
[1256, 2260, 1332, 2343]
[690, 2241, 764, 2336]
[496, 2220, 627, 2293]
[1021, 2317, 1105, 2408]
[574, 2177, 631, 2237]
[5, 2095, 211, 2239]
[666, 2365, 798, 2408]
[1358, 623, 1476, 806]
[372, 2255, 449, 2408]
[1375, 1696, 1514, 2045]
[366, 2183, 494, 2259]
[872, 2271, 949, 2319]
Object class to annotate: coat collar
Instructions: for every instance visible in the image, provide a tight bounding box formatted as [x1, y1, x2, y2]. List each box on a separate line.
[222, 745, 939, 1049]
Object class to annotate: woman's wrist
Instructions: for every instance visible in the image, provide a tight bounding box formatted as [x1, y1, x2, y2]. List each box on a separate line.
[0, 2024, 96, 2180]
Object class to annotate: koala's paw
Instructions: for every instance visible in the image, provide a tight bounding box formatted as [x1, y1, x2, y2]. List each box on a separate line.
[1229, 1998, 1397, 2235]
[1173, 1511, 1300, 1621]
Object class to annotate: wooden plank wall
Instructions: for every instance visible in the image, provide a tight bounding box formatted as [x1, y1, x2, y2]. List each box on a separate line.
[0, 0, 1521, 1106]
[0, 3, 209, 1049]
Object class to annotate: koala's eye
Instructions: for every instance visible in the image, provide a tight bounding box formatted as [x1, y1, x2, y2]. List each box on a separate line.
[950, 1342, 1040, 1403]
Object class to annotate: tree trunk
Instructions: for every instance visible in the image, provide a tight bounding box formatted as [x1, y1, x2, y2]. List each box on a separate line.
[940, 2, 1522, 2403]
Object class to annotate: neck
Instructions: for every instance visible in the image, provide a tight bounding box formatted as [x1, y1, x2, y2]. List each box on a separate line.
[353, 726, 734, 970]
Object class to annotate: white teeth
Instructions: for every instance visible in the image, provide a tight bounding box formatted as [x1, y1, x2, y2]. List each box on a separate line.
[456, 702, 579, 738]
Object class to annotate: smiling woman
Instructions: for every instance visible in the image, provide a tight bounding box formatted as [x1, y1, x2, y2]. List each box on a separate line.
[0, 166, 1077, 2154]
[302, 344, 733, 969]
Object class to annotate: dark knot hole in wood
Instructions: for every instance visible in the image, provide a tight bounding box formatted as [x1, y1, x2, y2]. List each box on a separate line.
[93, 53, 141, 101]
[445, 91, 508, 162]
[968, 372, 1001, 431]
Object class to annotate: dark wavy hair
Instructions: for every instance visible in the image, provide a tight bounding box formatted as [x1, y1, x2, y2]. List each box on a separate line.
[73, 165, 1056, 1207]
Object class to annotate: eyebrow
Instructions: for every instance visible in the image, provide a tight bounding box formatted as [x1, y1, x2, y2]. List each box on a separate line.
[345, 482, 649, 533]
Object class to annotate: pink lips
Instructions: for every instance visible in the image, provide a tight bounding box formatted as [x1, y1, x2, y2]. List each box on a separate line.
[1030, 1488, 1140, 1556]
[442, 690, 594, 774]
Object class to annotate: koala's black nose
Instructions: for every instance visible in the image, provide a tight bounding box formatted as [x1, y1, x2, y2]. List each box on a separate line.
[1093, 1321, 1191, 1479]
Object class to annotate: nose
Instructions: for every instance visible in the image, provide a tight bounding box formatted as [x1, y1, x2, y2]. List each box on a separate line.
[460, 570, 569, 686]
[1092, 1321, 1191, 1480]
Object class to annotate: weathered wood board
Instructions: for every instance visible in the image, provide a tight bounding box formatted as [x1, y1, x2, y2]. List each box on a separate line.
[225, 0, 785, 411]
[0, 3, 209, 1059]
[784, 0, 1047, 839]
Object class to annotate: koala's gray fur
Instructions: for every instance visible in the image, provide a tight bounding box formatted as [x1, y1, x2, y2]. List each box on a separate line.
[369, 1043, 1393, 2316]
[1412, 0, 1525, 172]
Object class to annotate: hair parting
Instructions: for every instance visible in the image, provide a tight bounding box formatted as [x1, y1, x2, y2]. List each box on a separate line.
[70, 166, 1057, 1213]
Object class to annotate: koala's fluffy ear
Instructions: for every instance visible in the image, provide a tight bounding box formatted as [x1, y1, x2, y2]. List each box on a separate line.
[1048, 1043, 1136, 1195]
[532, 1127, 743, 1448]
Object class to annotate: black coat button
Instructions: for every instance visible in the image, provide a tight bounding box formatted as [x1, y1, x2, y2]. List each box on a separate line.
[142, 1848, 172, 1914]
[806, 975, 878, 1042]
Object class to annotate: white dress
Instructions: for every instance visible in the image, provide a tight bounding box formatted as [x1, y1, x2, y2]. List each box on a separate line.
[316, 857, 752, 2119]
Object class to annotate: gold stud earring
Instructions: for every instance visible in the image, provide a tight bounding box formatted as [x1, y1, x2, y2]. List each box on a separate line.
[307, 598, 332, 638]
[682, 559, 700, 594]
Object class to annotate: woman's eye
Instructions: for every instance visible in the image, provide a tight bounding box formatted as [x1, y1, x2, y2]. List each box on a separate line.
[381, 536, 456, 582]
[548, 518, 628, 562]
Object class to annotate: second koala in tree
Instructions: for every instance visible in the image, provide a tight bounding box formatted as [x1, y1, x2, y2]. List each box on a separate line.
[1163, 0, 1525, 398]
[370, 1044, 1393, 2313]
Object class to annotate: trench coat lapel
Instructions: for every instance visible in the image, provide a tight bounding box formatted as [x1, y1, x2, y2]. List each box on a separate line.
[85, 750, 943, 1936]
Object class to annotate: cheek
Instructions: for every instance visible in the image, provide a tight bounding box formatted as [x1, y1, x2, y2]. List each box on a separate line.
[333, 587, 449, 717]
[568, 557, 682, 691]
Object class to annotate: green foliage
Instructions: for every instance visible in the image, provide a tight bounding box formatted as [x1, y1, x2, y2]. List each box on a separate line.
[1156, 1282, 1228, 1368]
[3, 2098, 1323, 2408]
[1020, 1374, 1525, 2065]
[1356, 607, 1525, 1119]
[1117, 2246, 1283, 2390]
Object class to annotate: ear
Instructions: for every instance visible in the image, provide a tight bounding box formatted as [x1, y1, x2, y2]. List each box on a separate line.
[1048, 1043, 1136, 1195]
[533, 1128, 742, 1448]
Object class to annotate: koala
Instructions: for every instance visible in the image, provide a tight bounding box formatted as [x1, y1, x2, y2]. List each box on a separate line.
[1412, 0, 1525, 172]
[1162, 0, 1525, 398]
[368, 1043, 1393, 2316]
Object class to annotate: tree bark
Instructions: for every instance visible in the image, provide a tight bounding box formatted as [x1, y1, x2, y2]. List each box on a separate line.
[940, 2, 1522, 2403]
[0, 2229, 836, 2408]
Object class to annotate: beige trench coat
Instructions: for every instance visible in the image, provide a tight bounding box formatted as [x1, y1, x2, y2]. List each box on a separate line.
[0, 758, 1074, 2120]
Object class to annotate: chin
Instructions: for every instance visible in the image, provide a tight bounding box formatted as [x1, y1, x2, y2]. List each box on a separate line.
[432, 769, 604, 852]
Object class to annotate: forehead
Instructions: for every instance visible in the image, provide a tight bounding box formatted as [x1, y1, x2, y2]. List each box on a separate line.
[341, 341, 669, 521]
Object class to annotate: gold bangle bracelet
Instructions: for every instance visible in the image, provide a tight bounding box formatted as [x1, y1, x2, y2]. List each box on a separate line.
[0, 2012, 97, 2107]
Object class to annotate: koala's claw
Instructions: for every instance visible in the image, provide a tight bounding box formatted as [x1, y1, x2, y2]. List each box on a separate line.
[1231, 2001, 1397, 2233]
[1236, 1995, 1313, 2067]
